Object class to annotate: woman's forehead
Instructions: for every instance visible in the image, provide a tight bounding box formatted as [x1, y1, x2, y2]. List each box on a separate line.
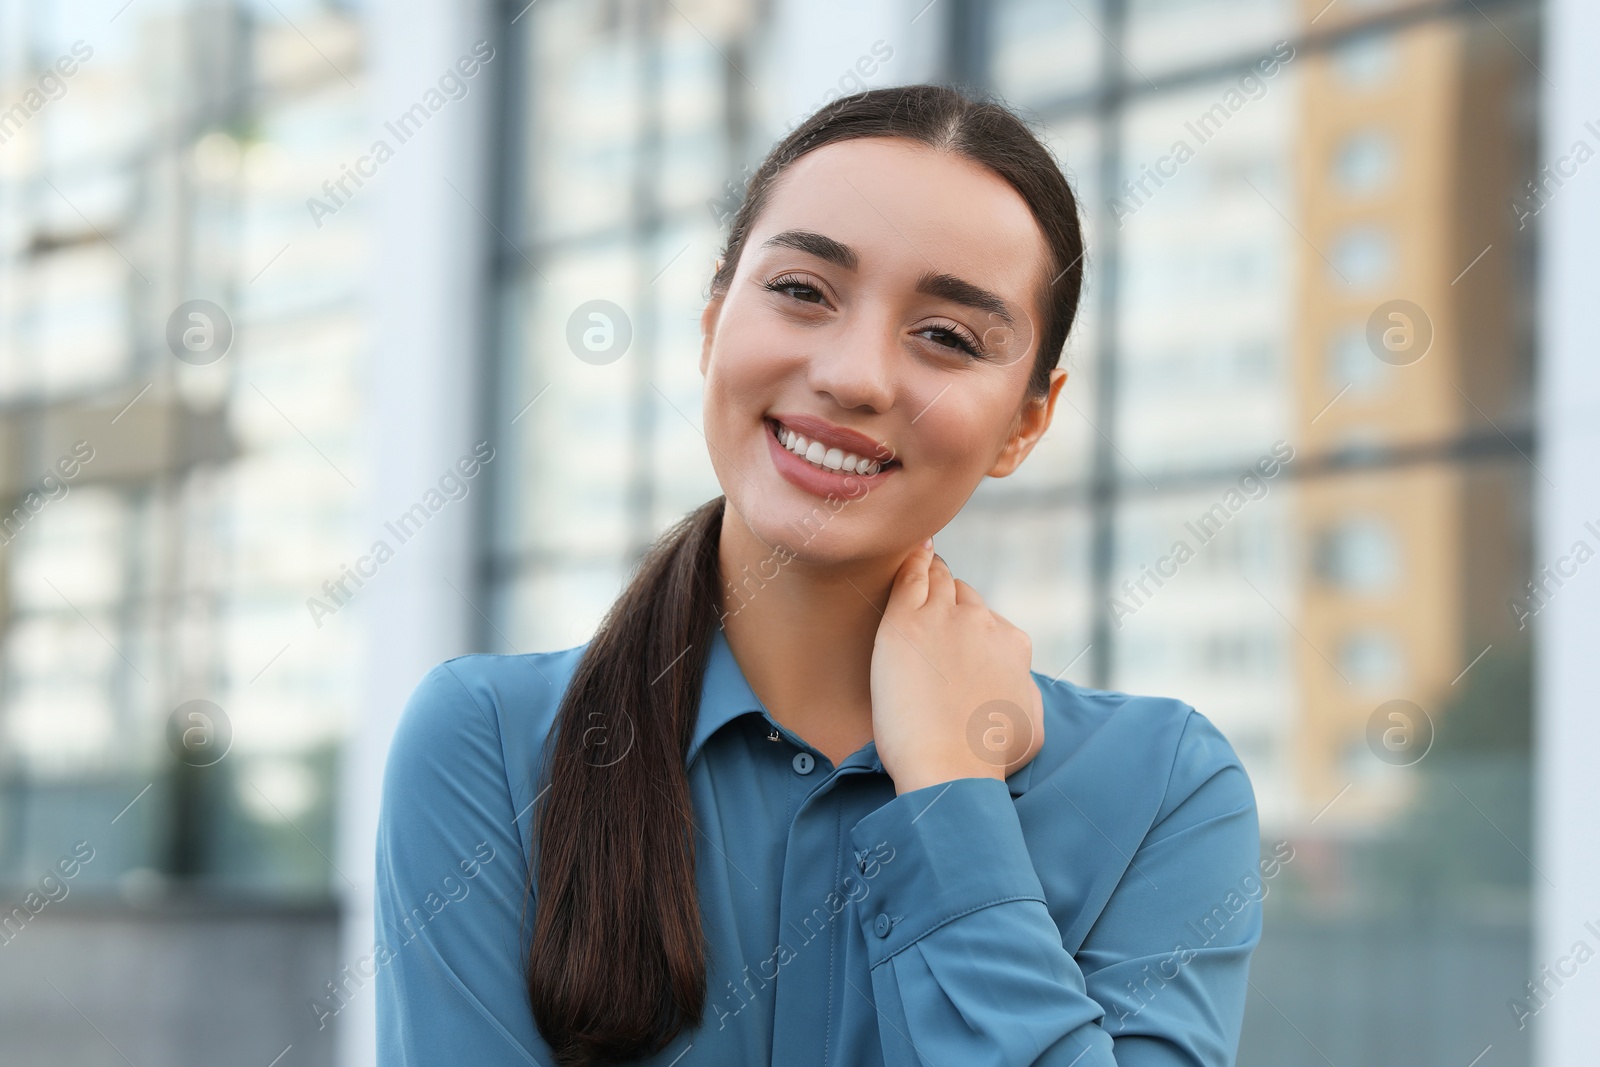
[747, 137, 1048, 303]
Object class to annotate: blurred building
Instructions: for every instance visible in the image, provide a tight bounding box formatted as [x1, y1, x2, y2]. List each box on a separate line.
[1288, 4, 1535, 835]
[0, 1, 364, 1063]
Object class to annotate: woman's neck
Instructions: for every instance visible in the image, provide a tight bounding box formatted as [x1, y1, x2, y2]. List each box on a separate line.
[714, 507, 901, 767]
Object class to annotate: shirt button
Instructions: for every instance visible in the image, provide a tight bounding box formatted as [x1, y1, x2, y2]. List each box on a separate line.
[791, 751, 815, 775]
[873, 913, 892, 938]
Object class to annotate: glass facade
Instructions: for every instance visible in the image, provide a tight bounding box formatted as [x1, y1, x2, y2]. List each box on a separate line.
[491, 1, 1541, 1064]
[0, 1, 366, 898]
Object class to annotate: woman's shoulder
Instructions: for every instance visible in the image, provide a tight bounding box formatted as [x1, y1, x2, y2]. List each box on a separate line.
[1022, 672, 1261, 952]
[1026, 669, 1257, 828]
[385, 643, 591, 800]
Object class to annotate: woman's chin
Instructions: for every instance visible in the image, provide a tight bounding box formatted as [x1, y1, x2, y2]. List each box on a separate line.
[730, 499, 909, 569]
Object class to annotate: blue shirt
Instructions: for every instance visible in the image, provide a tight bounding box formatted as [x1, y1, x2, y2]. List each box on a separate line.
[374, 625, 1263, 1065]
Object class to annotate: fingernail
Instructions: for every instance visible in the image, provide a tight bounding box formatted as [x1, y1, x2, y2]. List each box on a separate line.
[922, 537, 933, 550]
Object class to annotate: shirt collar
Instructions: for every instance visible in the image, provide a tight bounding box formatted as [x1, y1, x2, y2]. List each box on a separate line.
[686, 625, 1035, 797]
[687, 625, 768, 769]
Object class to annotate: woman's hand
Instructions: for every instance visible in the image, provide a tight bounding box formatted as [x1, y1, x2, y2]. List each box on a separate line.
[870, 538, 1045, 796]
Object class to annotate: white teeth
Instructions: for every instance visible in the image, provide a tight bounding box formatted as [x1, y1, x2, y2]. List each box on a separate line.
[774, 421, 885, 476]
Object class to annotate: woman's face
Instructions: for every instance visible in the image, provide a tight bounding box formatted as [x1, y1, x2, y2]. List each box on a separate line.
[699, 135, 1068, 563]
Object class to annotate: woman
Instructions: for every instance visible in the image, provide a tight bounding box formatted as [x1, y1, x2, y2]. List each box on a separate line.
[375, 84, 1262, 1066]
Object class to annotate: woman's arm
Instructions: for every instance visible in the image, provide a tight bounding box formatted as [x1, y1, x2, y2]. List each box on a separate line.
[848, 708, 1263, 1067]
[374, 660, 554, 1065]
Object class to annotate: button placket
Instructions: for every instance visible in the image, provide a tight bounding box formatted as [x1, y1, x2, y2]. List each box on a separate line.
[770, 754, 852, 1064]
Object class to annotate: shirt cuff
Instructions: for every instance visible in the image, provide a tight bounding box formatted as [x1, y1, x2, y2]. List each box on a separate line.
[849, 775, 1047, 968]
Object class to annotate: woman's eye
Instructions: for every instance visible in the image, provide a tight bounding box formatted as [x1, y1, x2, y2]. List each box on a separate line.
[918, 324, 984, 359]
[763, 278, 984, 359]
[765, 276, 826, 304]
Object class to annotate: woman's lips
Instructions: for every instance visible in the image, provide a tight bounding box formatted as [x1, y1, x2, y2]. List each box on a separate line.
[768, 412, 897, 466]
[764, 418, 900, 499]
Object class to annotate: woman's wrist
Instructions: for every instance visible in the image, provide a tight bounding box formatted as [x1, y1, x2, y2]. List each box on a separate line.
[891, 762, 1007, 797]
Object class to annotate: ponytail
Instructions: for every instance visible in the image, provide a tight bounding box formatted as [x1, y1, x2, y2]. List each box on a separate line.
[526, 496, 725, 1065]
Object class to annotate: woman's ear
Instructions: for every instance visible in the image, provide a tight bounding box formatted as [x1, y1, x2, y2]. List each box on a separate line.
[700, 270, 725, 378]
[988, 367, 1068, 478]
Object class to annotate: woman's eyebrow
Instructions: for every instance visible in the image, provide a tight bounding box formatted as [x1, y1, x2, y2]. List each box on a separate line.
[914, 271, 1015, 328]
[761, 229, 857, 270]
[759, 228, 1017, 327]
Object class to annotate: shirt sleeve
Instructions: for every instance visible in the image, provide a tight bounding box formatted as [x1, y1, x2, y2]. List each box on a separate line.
[373, 660, 554, 1066]
[847, 709, 1262, 1067]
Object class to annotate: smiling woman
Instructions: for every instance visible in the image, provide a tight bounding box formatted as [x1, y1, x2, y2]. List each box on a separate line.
[375, 83, 1262, 1067]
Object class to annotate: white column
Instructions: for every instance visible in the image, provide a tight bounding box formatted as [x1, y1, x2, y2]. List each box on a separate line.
[1535, 0, 1600, 1063]
[336, 2, 498, 1065]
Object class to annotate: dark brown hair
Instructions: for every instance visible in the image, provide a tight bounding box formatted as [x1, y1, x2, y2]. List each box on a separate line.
[524, 83, 1086, 1065]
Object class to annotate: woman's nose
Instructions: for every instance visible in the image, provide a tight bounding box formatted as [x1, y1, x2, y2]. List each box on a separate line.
[804, 315, 896, 413]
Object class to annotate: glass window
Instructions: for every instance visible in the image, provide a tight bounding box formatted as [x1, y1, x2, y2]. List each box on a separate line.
[502, 238, 638, 560]
[1126, 0, 1298, 83]
[991, 0, 1104, 104]
[1338, 626, 1406, 688]
[1313, 515, 1401, 591]
[1332, 127, 1397, 194]
[523, 2, 646, 244]
[1328, 222, 1396, 287]
[1114, 71, 1296, 479]
[1324, 323, 1396, 392]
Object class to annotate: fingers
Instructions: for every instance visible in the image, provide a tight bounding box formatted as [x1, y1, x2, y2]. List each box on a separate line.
[927, 550, 955, 605]
[888, 537, 936, 612]
[952, 578, 985, 608]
